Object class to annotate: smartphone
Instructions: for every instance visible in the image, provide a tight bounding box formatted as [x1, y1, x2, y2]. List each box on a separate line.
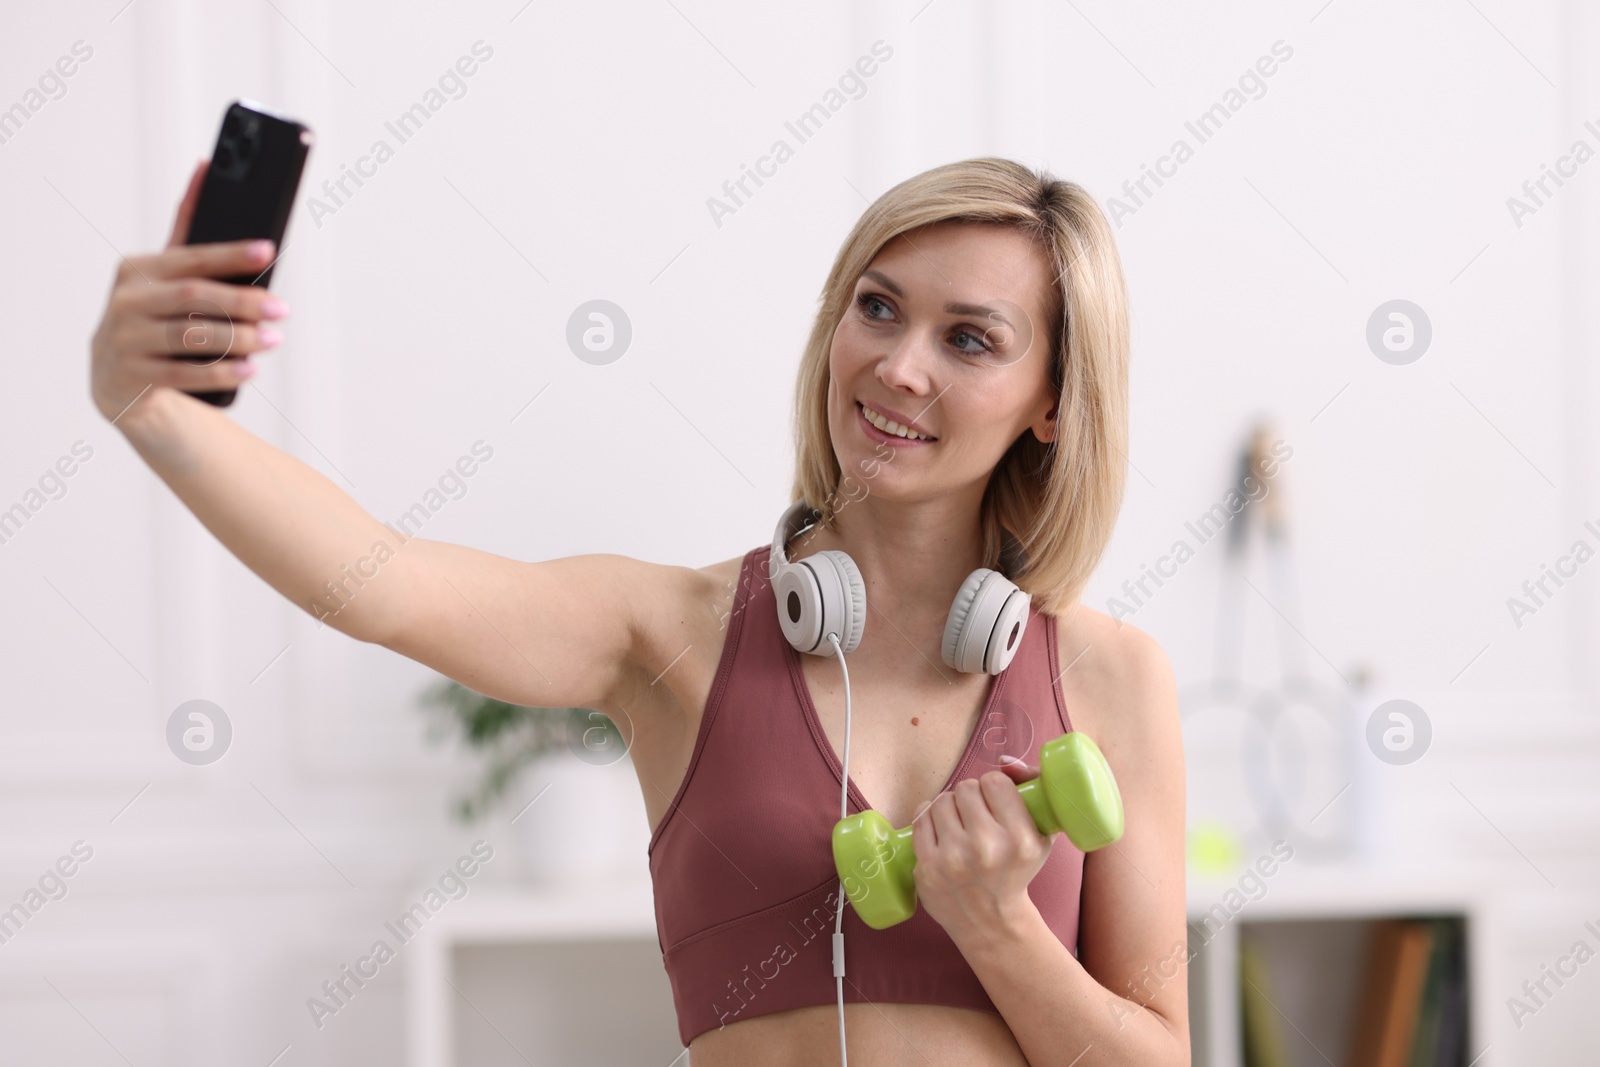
[176, 99, 313, 407]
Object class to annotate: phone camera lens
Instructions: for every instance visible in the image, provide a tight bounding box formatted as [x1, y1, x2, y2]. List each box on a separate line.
[214, 109, 261, 180]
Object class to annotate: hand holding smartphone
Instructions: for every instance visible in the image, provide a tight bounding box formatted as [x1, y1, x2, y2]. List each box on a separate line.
[174, 100, 312, 407]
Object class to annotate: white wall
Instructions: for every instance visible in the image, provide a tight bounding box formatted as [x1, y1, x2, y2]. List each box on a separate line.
[0, 0, 1596, 1063]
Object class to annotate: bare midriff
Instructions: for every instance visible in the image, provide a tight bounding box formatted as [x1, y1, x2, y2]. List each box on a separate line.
[687, 1001, 1032, 1067]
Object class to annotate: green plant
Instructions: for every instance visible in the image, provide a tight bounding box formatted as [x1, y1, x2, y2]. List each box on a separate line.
[417, 676, 623, 822]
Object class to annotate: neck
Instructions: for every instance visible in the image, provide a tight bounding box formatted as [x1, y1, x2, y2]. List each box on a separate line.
[795, 488, 989, 652]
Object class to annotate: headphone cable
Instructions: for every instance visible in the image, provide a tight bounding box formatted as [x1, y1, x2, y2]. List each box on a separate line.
[827, 631, 851, 1067]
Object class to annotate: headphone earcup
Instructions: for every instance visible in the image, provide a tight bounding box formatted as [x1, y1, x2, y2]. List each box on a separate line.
[816, 550, 866, 654]
[942, 569, 1031, 674]
[774, 557, 823, 653]
[774, 550, 866, 655]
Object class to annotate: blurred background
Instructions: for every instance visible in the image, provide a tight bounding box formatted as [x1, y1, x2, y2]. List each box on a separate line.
[2, 1, 1597, 1064]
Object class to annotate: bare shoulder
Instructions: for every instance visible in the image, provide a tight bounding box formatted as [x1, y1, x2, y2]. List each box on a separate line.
[611, 551, 749, 681]
[1049, 602, 1182, 774]
[694, 553, 747, 597]
[1055, 612, 1190, 1046]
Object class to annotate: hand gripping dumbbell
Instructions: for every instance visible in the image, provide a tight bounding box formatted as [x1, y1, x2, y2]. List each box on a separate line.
[832, 731, 1124, 930]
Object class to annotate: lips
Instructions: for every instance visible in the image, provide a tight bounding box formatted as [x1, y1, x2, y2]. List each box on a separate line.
[856, 400, 936, 446]
[857, 400, 937, 440]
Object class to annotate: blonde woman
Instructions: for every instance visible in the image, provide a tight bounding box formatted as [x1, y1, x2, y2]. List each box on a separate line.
[90, 156, 1188, 1066]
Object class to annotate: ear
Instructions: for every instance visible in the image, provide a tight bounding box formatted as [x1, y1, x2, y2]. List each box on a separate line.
[1032, 395, 1060, 444]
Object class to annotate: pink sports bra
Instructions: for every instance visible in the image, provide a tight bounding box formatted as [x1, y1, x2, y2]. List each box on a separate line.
[647, 544, 1086, 1047]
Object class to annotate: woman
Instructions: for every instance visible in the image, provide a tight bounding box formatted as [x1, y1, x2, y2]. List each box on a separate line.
[90, 157, 1188, 1065]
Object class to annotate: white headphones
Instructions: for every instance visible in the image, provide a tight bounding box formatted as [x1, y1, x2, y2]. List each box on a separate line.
[769, 500, 1032, 675]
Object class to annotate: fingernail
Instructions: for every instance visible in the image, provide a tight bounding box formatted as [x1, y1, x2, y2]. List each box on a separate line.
[249, 239, 274, 260]
[999, 754, 1021, 765]
[259, 325, 283, 347]
[261, 297, 289, 319]
[235, 359, 258, 378]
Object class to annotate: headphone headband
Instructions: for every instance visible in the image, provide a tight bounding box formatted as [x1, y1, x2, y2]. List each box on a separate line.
[776, 498, 1027, 579]
[771, 500, 821, 570]
[770, 499, 1028, 672]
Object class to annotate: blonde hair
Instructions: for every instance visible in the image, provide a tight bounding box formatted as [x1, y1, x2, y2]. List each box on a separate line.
[789, 157, 1130, 616]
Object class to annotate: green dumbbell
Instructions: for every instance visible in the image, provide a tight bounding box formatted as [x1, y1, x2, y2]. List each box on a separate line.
[832, 731, 1124, 930]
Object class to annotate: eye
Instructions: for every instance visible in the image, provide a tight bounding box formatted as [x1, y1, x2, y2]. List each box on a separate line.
[951, 326, 997, 354]
[856, 292, 893, 320]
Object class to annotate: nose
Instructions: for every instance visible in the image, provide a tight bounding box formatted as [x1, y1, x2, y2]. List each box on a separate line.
[874, 333, 934, 395]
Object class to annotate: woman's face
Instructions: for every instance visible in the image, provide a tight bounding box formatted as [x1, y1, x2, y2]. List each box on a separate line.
[827, 220, 1060, 507]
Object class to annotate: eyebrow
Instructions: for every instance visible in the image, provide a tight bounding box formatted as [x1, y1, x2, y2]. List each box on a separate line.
[860, 269, 1013, 329]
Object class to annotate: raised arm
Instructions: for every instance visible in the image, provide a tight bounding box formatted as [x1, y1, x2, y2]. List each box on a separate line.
[90, 162, 688, 714]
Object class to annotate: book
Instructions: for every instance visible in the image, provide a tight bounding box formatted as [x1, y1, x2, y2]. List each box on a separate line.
[1348, 920, 1436, 1067]
[1431, 921, 1468, 1067]
[1239, 931, 1291, 1067]
[1407, 919, 1451, 1067]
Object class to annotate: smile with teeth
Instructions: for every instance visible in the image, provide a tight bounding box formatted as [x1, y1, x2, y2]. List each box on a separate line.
[859, 401, 935, 441]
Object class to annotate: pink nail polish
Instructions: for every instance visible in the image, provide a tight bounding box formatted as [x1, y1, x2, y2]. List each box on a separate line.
[262, 297, 289, 319]
[259, 325, 283, 347]
[235, 360, 258, 378]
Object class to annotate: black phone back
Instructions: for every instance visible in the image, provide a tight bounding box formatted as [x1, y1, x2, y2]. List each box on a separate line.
[180, 99, 312, 406]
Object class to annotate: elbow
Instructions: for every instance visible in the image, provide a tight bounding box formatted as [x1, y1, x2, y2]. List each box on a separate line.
[1110, 1003, 1188, 1067]
[296, 558, 417, 645]
[1151, 1010, 1190, 1067]
[298, 592, 391, 645]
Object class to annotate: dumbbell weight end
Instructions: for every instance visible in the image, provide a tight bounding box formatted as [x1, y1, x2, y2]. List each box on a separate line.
[832, 731, 1125, 930]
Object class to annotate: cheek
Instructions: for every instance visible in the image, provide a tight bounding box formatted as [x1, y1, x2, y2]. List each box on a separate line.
[830, 320, 872, 372]
[942, 396, 1027, 464]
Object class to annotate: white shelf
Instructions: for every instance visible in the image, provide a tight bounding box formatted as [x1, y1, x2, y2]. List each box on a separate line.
[1185, 858, 1506, 1067]
[404, 875, 660, 1067]
[406, 860, 1509, 1067]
